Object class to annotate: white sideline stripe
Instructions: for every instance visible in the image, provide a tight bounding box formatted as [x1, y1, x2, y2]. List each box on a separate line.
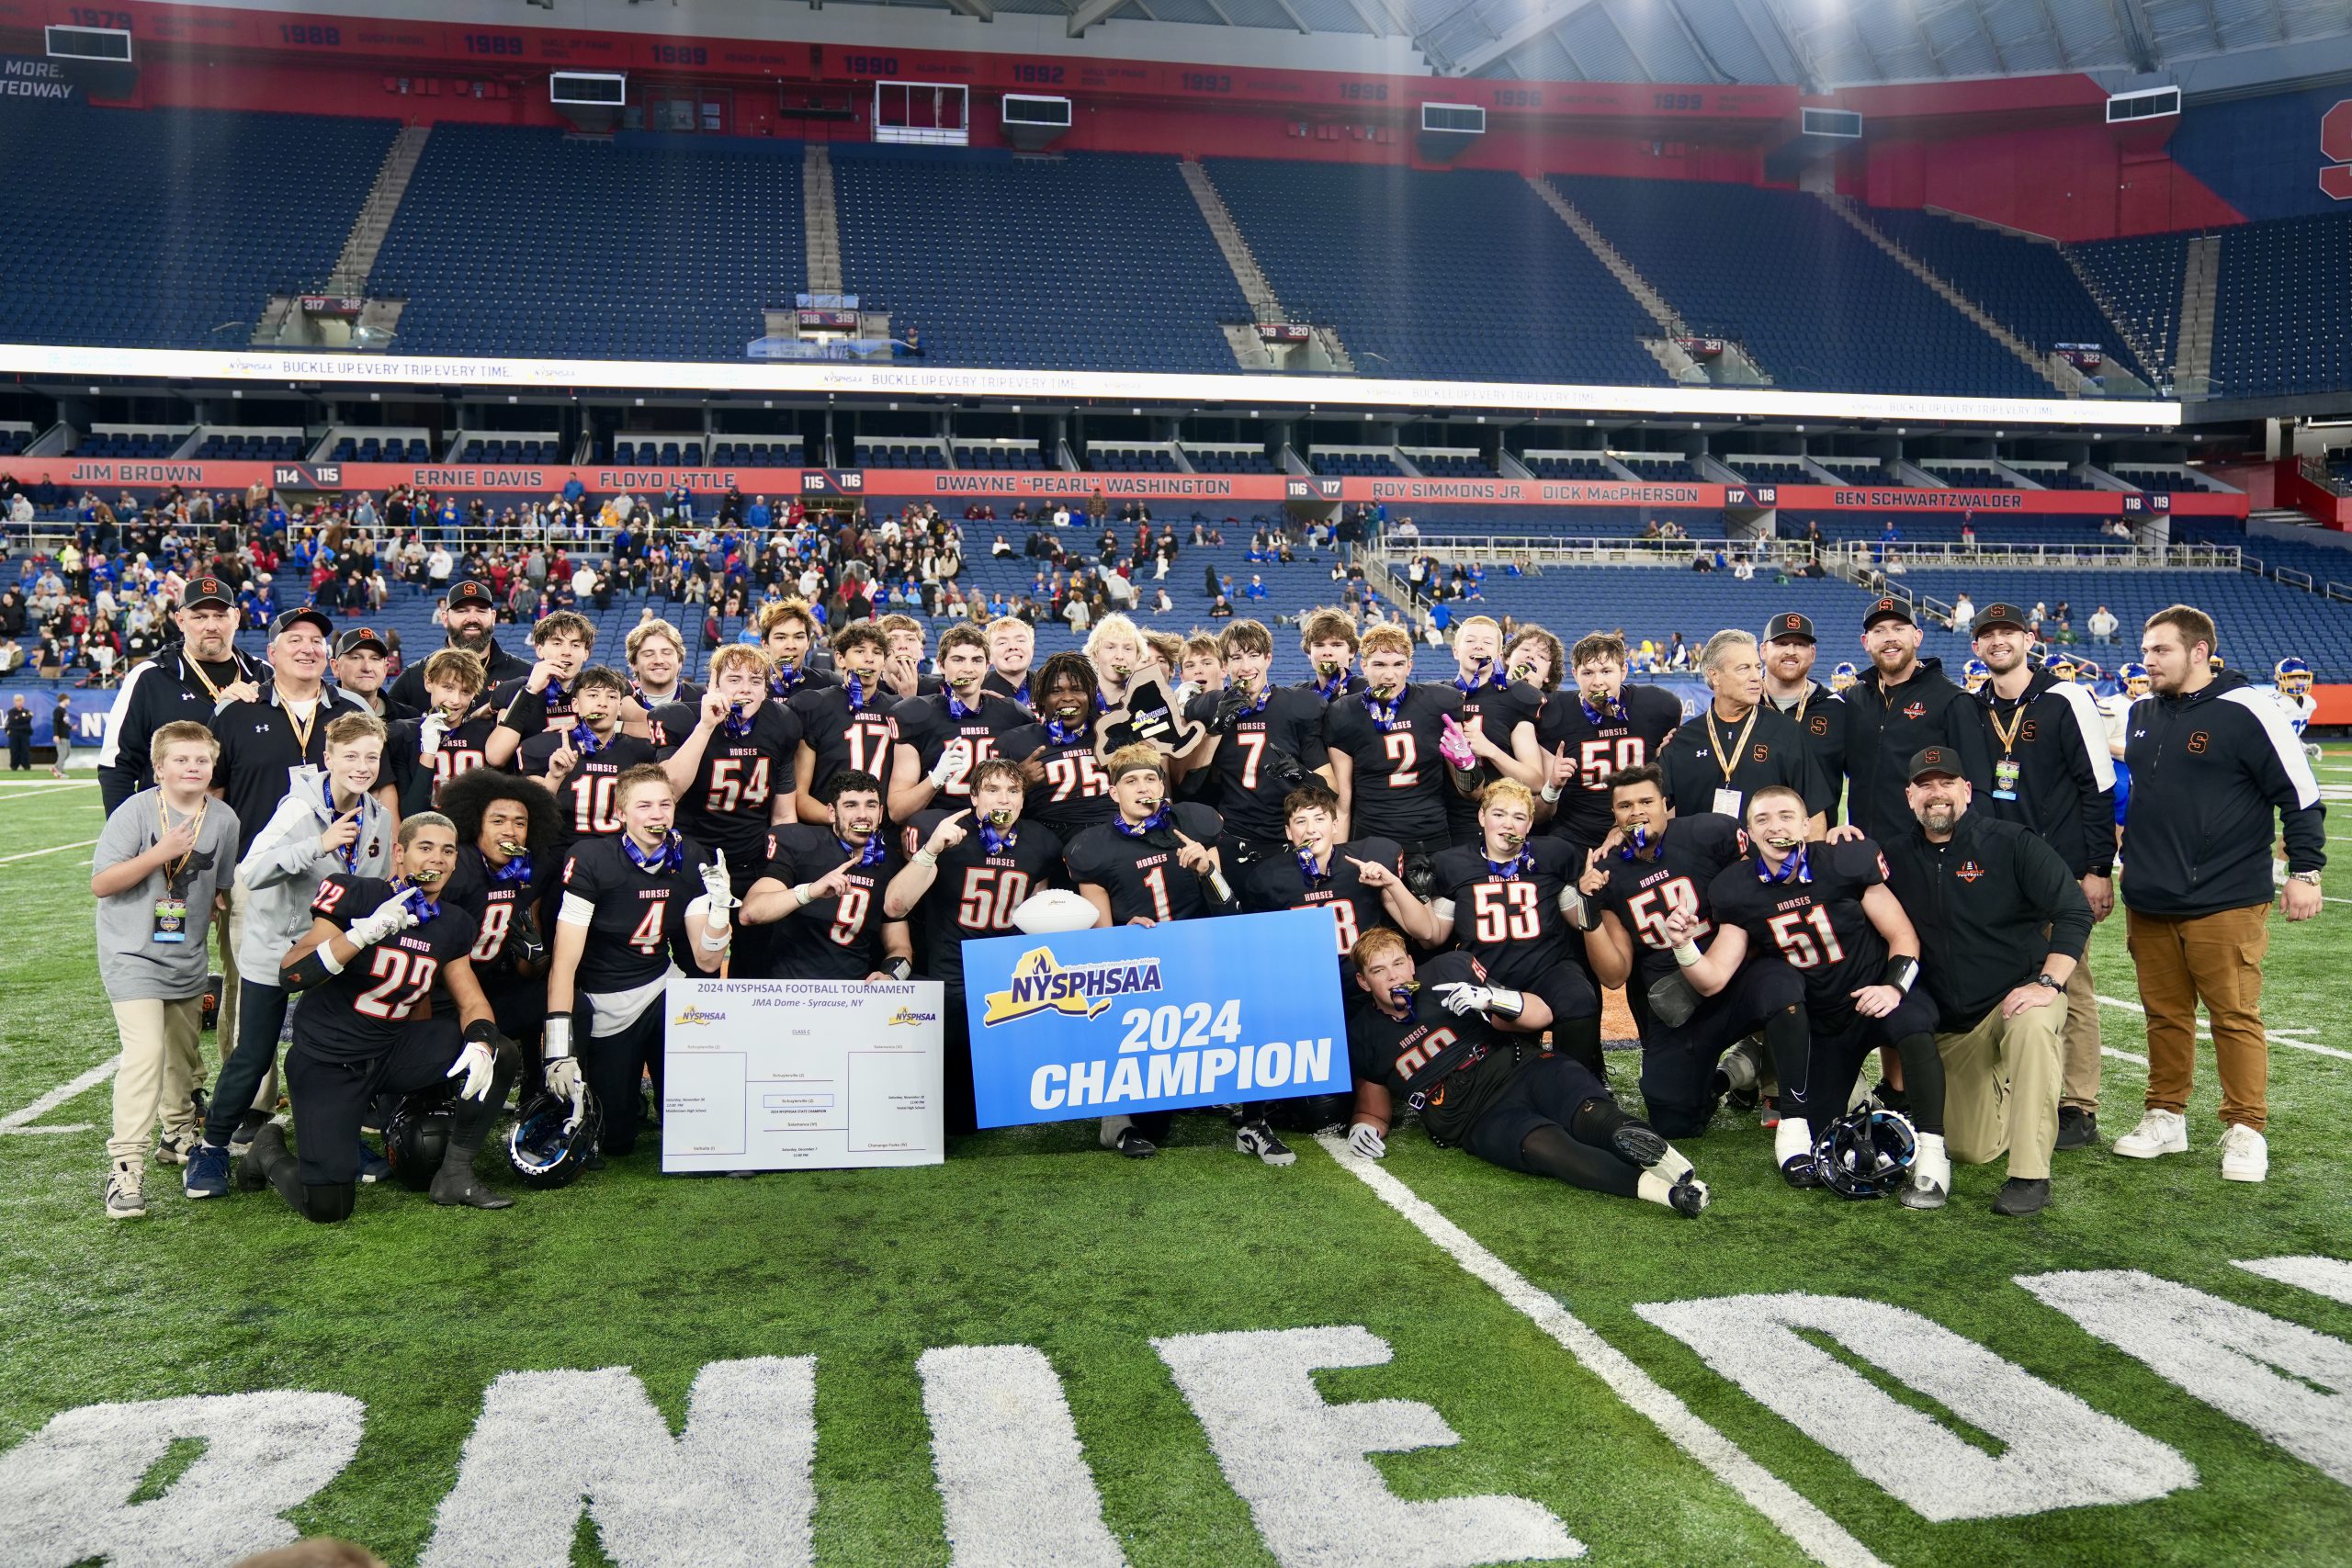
[2095, 994, 2352, 1062]
[0, 1055, 119, 1132]
[1315, 1134, 1891, 1568]
[0, 1122, 91, 1135]
[0, 784, 96, 802]
[0, 837, 99, 863]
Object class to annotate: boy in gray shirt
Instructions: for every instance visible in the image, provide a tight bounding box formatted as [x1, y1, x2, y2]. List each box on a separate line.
[94, 720, 241, 1217]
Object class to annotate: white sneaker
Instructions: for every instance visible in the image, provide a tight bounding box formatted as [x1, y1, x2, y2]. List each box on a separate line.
[2113, 1108, 2189, 1159]
[2219, 1123, 2268, 1183]
[104, 1166, 146, 1220]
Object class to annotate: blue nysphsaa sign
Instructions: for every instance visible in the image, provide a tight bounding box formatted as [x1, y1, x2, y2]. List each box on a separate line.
[965, 908, 1351, 1127]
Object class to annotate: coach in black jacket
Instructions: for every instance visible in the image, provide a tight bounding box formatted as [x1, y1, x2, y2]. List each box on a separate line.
[1844, 597, 1992, 846]
[385, 579, 531, 716]
[2113, 605, 2324, 1186]
[1882, 746, 2090, 1216]
[1969, 603, 2117, 1149]
[96, 576, 267, 814]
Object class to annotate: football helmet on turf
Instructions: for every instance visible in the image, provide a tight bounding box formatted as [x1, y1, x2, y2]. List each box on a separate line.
[384, 1096, 455, 1191]
[1813, 1106, 1917, 1199]
[507, 1088, 602, 1189]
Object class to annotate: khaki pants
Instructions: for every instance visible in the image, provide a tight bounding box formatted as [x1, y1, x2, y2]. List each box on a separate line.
[214, 880, 243, 1080]
[2126, 904, 2270, 1133]
[107, 998, 205, 1174]
[1937, 994, 2065, 1181]
[2059, 957, 2102, 1112]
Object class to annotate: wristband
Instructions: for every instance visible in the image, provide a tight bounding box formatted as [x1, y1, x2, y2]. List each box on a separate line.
[699, 927, 731, 952]
[463, 1018, 500, 1045]
[1205, 868, 1234, 905]
[913, 849, 938, 867]
[544, 1012, 573, 1062]
[888, 957, 913, 982]
[1487, 986, 1526, 1021]
[1540, 783, 1563, 804]
[1672, 940, 1702, 969]
[795, 883, 813, 908]
[1882, 954, 1919, 995]
[316, 944, 345, 976]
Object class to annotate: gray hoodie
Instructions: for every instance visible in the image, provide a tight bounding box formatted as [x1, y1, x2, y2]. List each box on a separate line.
[234, 763, 395, 979]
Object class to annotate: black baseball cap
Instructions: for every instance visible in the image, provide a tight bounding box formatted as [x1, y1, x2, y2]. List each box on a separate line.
[1863, 596, 1916, 629]
[335, 626, 390, 657]
[178, 576, 233, 610]
[1970, 602, 2030, 637]
[1763, 612, 1815, 644]
[446, 580, 495, 610]
[1908, 746, 1963, 782]
[270, 606, 335, 639]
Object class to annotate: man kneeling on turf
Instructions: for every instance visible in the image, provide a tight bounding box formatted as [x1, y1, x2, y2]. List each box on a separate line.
[1342, 928, 1708, 1216]
[250, 812, 521, 1221]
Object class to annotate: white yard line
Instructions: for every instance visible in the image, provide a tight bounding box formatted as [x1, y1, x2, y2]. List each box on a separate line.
[1315, 1134, 1892, 1568]
[2095, 994, 2352, 1062]
[0, 837, 98, 864]
[0, 1055, 119, 1134]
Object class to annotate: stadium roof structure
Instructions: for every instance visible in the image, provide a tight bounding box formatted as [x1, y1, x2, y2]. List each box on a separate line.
[857, 0, 2352, 95]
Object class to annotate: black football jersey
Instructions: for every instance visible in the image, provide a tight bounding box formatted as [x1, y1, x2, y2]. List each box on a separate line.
[1322, 683, 1464, 848]
[980, 668, 1035, 712]
[756, 822, 903, 980]
[1708, 839, 1890, 1019]
[1657, 703, 1827, 823]
[292, 874, 481, 1063]
[520, 728, 662, 851]
[652, 700, 802, 871]
[1442, 675, 1545, 843]
[635, 682, 707, 749]
[1239, 835, 1402, 976]
[1182, 686, 1333, 845]
[788, 682, 900, 809]
[892, 691, 1032, 806]
[998, 718, 1115, 841]
[1430, 836, 1581, 990]
[378, 712, 501, 818]
[1592, 813, 1747, 991]
[441, 844, 557, 1014]
[1064, 801, 1227, 925]
[560, 831, 714, 995]
[1296, 671, 1370, 702]
[902, 807, 1064, 991]
[1534, 682, 1683, 849]
[490, 676, 581, 742]
[1345, 950, 1521, 1144]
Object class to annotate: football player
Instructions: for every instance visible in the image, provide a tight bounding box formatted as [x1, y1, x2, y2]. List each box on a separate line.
[886, 757, 1064, 1134]
[1086, 614, 1149, 713]
[435, 766, 561, 1094]
[1238, 784, 1414, 996]
[1065, 746, 1258, 1161]
[2100, 661, 2150, 830]
[1342, 929, 1707, 1216]
[375, 648, 494, 821]
[1178, 634, 1227, 704]
[1322, 624, 1478, 889]
[1297, 608, 1368, 702]
[624, 618, 702, 719]
[1759, 612, 1849, 827]
[252, 811, 522, 1220]
[1534, 631, 1683, 854]
[1668, 786, 1948, 1203]
[1176, 618, 1334, 866]
[482, 611, 597, 770]
[524, 667, 662, 852]
[877, 613, 944, 702]
[1503, 626, 1565, 699]
[888, 623, 1033, 823]
[545, 764, 736, 1158]
[1000, 652, 1116, 843]
[1442, 616, 1548, 847]
[760, 599, 837, 703]
[790, 623, 899, 823]
[655, 647, 801, 975]
[2276, 658, 2319, 760]
[1411, 780, 1605, 1075]
[1580, 763, 1805, 1138]
[741, 770, 911, 983]
[1962, 658, 1992, 696]
[980, 615, 1035, 710]
[1656, 630, 1827, 831]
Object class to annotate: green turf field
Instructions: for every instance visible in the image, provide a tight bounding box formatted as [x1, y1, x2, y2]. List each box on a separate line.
[4, 761, 2350, 1568]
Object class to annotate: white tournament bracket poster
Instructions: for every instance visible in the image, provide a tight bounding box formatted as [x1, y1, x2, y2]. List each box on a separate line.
[660, 978, 946, 1172]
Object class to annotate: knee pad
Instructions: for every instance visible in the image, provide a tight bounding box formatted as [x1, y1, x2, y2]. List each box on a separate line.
[1569, 1095, 1630, 1145]
[299, 1181, 356, 1224]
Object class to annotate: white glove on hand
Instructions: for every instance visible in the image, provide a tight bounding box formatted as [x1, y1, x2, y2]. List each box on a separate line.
[446, 1038, 497, 1101]
[927, 739, 969, 788]
[1347, 1122, 1387, 1160]
[348, 891, 422, 948]
[544, 1055, 586, 1133]
[698, 848, 740, 911]
[419, 710, 449, 761]
[1432, 980, 1495, 1018]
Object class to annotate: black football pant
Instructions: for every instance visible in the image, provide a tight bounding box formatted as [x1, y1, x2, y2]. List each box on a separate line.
[265, 1023, 517, 1223]
[943, 986, 978, 1137]
[1524, 960, 1605, 1077]
[581, 998, 665, 1156]
[1777, 993, 1946, 1145]
[1635, 957, 1806, 1139]
[202, 979, 291, 1148]
[1461, 1055, 1648, 1199]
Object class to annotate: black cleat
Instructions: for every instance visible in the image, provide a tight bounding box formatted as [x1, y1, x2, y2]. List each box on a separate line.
[1873, 1085, 1911, 1118]
[1668, 1172, 1711, 1217]
[230, 1109, 273, 1156]
[1991, 1177, 2050, 1217]
[235, 1122, 284, 1192]
[430, 1169, 514, 1209]
[1611, 1122, 1670, 1168]
[1781, 1156, 1825, 1190]
[2054, 1107, 2099, 1150]
[1114, 1129, 1159, 1160]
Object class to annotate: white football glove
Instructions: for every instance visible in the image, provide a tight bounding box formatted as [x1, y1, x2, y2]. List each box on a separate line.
[347, 891, 422, 948]
[927, 738, 969, 788]
[446, 1038, 497, 1101]
[1347, 1122, 1387, 1160]
[698, 848, 740, 911]
[1432, 980, 1495, 1018]
[543, 1055, 587, 1134]
[418, 709, 449, 761]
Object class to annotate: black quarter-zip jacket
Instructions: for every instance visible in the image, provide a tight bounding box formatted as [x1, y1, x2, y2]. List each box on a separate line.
[1974, 668, 2116, 878]
[2120, 668, 2325, 919]
[1844, 655, 1994, 846]
[1882, 807, 2092, 1027]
